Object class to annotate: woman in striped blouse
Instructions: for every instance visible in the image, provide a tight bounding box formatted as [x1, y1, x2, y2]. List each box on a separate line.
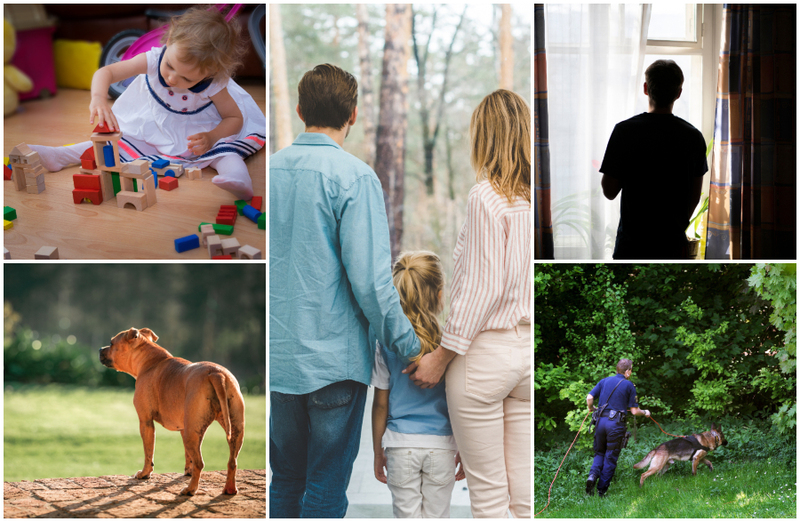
[405, 90, 531, 517]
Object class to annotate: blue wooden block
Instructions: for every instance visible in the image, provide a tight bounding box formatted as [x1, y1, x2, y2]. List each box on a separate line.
[174, 234, 200, 253]
[164, 169, 176, 177]
[152, 159, 169, 169]
[242, 204, 262, 224]
[103, 145, 115, 167]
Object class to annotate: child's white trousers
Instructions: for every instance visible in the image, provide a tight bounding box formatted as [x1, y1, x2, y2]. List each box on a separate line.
[386, 447, 457, 518]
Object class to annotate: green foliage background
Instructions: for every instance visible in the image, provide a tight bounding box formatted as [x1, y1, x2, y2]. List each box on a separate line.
[534, 263, 796, 448]
[4, 264, 265, 393]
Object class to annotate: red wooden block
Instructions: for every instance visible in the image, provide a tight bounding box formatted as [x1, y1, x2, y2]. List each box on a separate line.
[216, 214, 237, 226]
[93, 122, 115, 134]
[80, 147, 97, 170]
[220, 205, 238, 213]
[250, 196, 262, 212]
[72, 188, 103, 205]
[212, 255, 233, 259]
[159, 177, 179, 190]
[3, 165, 11, 180]
[73, 174, 101, 190]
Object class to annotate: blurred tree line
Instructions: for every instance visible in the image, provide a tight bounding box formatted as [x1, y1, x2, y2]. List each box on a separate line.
[270, 4, 531, 315]
[4, 264, 265, 393]
[535, 264, 796, 448]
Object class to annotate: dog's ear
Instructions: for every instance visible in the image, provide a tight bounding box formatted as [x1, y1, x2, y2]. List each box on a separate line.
[139, 328, 159, 343]
[126, 328, 140, 341]
[711, 422, 719, 431]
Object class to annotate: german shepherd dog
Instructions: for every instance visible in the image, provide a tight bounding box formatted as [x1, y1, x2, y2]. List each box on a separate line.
[634, 423, 727, 487]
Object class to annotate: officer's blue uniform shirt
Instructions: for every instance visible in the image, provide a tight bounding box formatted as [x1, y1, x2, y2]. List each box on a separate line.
[589, 373, 638, 412]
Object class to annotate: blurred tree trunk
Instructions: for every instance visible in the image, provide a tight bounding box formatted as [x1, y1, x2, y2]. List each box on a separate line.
[499, 5, 514, 90]
[376, 4, 412, 261]
[270, 4, 294, 151]
[357, 4, 376, 168]
[412, 6, 467, 196]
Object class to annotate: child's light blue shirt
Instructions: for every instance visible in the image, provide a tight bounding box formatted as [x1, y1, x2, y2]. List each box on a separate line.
[269, 133, 420, 395]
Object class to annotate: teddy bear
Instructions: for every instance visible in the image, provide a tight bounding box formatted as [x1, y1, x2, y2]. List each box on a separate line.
[4, 19, 33, 116]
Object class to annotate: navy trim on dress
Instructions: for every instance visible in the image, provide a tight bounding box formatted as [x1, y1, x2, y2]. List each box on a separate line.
[146, 74, 214, 115]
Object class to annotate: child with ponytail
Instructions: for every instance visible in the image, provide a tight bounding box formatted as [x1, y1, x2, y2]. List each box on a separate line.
[370, 251, 465, 518]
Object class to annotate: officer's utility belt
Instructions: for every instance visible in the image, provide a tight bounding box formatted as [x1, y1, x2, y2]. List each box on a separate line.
[599, 409, 626, 422]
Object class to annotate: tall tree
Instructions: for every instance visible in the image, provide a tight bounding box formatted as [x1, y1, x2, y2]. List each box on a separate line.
[269, 4, 294, 151]
[499, 5, 514, 90]
[375, 4, 412, 260]
[412, 5, 468, 195]
[357, 4, 377, 168]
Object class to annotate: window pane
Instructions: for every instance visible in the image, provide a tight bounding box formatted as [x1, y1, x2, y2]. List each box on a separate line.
[648, 4, 696, 42]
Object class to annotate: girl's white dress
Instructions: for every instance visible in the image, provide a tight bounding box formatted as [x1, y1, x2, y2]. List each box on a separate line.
[111, 46, 265, 168]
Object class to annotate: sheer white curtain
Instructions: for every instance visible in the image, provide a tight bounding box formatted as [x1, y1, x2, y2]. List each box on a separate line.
[545, 4, 651, 259]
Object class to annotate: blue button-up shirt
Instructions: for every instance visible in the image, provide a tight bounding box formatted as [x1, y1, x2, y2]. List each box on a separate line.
[269, 133, 420, 395]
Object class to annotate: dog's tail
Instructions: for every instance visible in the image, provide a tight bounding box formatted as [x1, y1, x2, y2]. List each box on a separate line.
[633, 450, 656, 469]
[209, 373, 232, 442]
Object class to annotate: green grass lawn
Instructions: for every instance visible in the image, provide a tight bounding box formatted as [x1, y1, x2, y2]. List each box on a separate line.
[535, 452, 796, 518]
[4, 384, 266, 482]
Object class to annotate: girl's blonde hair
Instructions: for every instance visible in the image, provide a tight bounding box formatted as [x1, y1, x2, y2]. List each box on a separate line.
[163, 6, 246, 79]
[392, 251, 444, 362]
[469, 89, 531, 204]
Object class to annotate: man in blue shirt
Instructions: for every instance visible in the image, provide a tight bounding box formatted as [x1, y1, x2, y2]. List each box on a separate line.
[269, 64, 420, 518]
[586, 359, 650, 497]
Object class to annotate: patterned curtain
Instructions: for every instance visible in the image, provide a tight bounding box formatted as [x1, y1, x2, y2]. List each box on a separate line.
[706, 4, 796, 259]
[534, 4, 554, 259]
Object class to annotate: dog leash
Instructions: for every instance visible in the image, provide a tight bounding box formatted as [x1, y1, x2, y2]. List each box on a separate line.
[534, 410, 591, 517]
[647, 415, 684, 438]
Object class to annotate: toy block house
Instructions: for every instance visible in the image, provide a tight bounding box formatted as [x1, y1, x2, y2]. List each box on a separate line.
[9, 143, 46, 192]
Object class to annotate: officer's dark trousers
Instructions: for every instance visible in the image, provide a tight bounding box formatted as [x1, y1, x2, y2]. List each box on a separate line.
[589, 416, 626, 493]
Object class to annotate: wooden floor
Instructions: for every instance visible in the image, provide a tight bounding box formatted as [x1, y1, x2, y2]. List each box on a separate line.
[3, 79, 266, 260]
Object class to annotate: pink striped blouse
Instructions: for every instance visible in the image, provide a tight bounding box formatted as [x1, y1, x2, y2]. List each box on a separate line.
[441, 180, 531, 355]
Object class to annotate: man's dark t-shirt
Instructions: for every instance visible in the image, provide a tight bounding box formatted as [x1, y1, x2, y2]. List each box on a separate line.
[600, 113, 707, 259]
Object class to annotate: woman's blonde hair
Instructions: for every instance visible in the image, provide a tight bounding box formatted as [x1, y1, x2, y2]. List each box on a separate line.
[392, 251, 445, 362]
[163, 6, 246, 79]
[469, 89, 531, 204]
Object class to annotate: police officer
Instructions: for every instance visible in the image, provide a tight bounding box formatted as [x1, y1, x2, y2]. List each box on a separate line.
[586, 358, 650, 497]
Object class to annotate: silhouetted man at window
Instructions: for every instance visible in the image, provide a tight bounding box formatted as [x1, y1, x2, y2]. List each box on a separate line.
[600, 60, 707, 259]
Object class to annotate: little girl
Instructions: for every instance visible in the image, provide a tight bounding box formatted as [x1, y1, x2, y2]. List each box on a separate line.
[23, 6, 264, 200]
[371, 251, 465, 518]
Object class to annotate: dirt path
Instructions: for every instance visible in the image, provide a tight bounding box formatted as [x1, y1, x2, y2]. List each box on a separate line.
[4, 469, 265, 518]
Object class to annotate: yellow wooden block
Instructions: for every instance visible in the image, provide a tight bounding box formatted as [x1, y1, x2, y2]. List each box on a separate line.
[4, 219, 12, 230]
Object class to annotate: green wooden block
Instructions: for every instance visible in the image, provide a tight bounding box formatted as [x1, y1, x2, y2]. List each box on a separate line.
[258, 212, 265, 230]
[4, 206, 17, 221]
[198, 222, 234, 235]
[235, 200, 247, 215]
[111, 173, 121, 195]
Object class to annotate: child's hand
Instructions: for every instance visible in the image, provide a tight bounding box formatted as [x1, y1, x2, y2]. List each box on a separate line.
[187, 132, 212, 156]
[89, 95, 119, 132]
[374, 449, 388, 484]
[454, 451, 466, 481]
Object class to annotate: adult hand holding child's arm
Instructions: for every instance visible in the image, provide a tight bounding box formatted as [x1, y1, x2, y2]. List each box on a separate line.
[403, 346, 457, 389]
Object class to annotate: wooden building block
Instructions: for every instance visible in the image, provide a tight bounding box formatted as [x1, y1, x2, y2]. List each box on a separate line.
[4, 220, 12, 230]
[121, 159, 150, 176]
[159, 177, 178, 191]
[4, 247, 10, 260]
[142, 174, 157, 207]
[4, 206, 17, 221]
[90, 131, 122, 172]
[207, 235, 223, 257]
[26, 182, 45, 194]
[237, 245, 262, 260]
[200, 224, 215, 246]
[174, 234, 200, 253]
[186, 167, 202, 180]
[220, 237, 240, 256]
[250, 196, 263, 212]
[116, 191, 148, 211]
[12, 165, 27, 191]
[72, 188, 102, 205]
[34, 246, 59, 259]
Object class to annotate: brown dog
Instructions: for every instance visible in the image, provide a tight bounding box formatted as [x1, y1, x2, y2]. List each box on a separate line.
[99, 327, 245, 496]
[634, 423, 727, 487]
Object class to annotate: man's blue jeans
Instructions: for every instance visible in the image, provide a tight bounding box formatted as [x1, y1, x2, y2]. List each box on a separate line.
[589, 416, 626, 493]
[269, 380, 367, 518]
